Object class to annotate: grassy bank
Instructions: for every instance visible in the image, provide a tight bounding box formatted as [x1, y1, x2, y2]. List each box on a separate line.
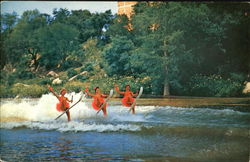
[1, 68, 249, 98]
[0, 70, 153, 98]
[1, 80, 250, 98]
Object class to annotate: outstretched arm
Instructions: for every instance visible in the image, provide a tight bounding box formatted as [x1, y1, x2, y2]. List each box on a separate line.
[84, 88, 95, 97]
[132, 90, 139, 97]
[114, 84, 125, 95]
[101, 94, 109, 98]
[48, 85, 60, 100]
[66, 97, 73, 103]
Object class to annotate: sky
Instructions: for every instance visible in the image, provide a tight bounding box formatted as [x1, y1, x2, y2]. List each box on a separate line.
[1, 1, 118, 16]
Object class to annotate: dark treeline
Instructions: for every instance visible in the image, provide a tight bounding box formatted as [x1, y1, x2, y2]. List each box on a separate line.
[1, 2, 249, 97]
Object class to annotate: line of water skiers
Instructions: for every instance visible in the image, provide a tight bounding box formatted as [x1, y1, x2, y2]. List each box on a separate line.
[48, 84, 140, 121]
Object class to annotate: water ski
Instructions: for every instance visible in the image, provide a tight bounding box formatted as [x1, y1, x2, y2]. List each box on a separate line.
[128, 87, 143, 113]
[96, 89, 114, 115]
[55, 93, 84, 120]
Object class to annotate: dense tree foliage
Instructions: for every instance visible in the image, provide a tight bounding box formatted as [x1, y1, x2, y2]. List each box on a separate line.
[1, 2, 249, 97]
[104, 2, 249, 96]
[1, 12, 18, 68]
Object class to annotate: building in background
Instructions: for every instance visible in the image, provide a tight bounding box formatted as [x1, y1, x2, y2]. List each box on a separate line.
[117, 2, 159, 31]
[117, 1, 137, 31]
[117, 1, 137, 19]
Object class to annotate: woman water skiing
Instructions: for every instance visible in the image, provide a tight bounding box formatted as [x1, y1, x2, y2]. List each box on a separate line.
[85, 87, 109, 117]
[114, 84, 138, 114]
[48, 85, 73, 121]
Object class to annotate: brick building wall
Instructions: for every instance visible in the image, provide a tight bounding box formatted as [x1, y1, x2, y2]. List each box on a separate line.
[117, 1, 137, 19]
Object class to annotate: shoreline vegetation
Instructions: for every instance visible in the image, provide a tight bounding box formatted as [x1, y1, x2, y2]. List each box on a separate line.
[1, 69, 250, 98]
[1, 81, 250, 99]
[1, 96, 250, 114]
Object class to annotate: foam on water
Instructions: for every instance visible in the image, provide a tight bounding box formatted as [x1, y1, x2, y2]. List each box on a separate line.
[0, 121, 141, 132]
[0, 93, 157, 123]
[0, 92, 88, 122]
[0, 93, 151, 132]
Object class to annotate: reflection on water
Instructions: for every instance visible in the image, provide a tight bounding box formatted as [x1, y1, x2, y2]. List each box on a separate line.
[55, 137, 72, 160]
[1, 128, 248, 161]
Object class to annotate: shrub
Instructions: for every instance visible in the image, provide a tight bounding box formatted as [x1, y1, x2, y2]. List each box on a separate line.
[80, 66, 85, 72]
[85, 75, 152, 95]
[85, 63, 94, 72]
[67, 68, 78, 78]
[229, 72, 245, 82]
[64, 81, 87, 93]
[11, 84, 47, 98]
[76, 75, 88, 81]
[0, 71, 7, 84]
[188, 74, 244, 97]
[16, 70, 35, 79]
[81, 63, 94, 72]
[39, 78, 52, 85]
[99, 62, 104, 69]
[60, 59, 82, 70]
[6, 73, 16, 86]
[0, 85, 14, 98]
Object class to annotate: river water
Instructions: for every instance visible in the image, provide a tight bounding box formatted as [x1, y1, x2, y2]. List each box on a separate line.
[0, 93, 249, 161]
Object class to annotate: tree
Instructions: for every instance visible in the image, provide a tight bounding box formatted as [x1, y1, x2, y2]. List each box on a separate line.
[66, 9, 113, 44]
[52, 8, 70, 24]
[103, 36, 135, 76]
[37, 22, 80, 69]
[105, 14, 131, 38]
[0, 12, 18, 69]
[3, 10, 47, 72]
[131, 2, 232, 96]
[81, 38, 107, 79]
[206, 2, 250, 78]
[1, 12, 18, 33]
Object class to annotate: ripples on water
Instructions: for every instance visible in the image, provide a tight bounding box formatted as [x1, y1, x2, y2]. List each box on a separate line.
[0, 93, 249, 161]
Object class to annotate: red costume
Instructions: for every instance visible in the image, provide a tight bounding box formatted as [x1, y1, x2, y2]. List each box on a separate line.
[121, 91, 135, 107]
[92, 96, 106, 110]
[56, 96, 70, 112]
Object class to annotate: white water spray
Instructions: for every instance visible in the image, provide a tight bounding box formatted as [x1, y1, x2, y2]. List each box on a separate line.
[0, 92, 90, 122]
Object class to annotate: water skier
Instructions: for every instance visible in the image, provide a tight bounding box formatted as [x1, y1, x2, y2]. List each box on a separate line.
[114, 84, 138, 114]
[48, 85, 73, 121]
[85, 87, 109, 117]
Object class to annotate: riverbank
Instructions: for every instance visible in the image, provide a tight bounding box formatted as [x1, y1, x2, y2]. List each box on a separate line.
[91, 97, 250, 110]
[137, 97, 250, 107]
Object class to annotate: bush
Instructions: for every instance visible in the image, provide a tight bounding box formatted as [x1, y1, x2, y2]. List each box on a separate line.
[10, 84, 47, 98]
[229, 72, 245, 82]
[64, 81, 87, 93]
[67, 68, 78, 78]
[99, 62, 104, 69]
[16, 70, 35, 79]
[80, 66, 85, 72]
[76, 75, 88, 81]
[39, 78, 52, 85]
[188, 74, 244, 97]
[60, 59, 82, 70]
[85, 63, 94, 72]
[0, 71, 7, 84]
[80, 63, 94, 72]
[85, 75, 152, 96]
[0, 85, 14, 98]
[6, 73, 16, 86]
[3, 71, 36, 86]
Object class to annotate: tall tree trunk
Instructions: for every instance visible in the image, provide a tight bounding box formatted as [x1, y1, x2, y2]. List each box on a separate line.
[163, 63, 170, 96]
[163, 40, 170, 96]
[28, 48, 40, 72]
